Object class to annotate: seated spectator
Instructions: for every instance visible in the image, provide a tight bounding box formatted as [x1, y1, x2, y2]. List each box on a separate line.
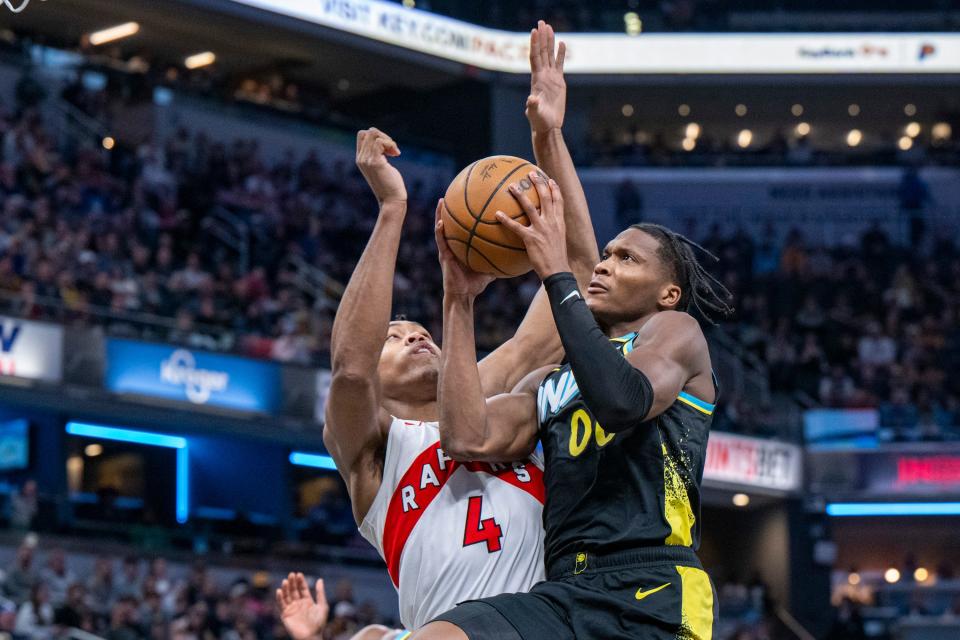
[858, 321, 897, 369]
[820, 366, 857, 407]
[9, 480, 38, 530]
[39, 548, 75, 606]
[4, 542, 37, 603]
[14, 582, 53, 640]
[53, 582, 93, 631]
[879, 387, 921, 438]
[105, 595, 141, 640]
[87, 555, 117, 615]
[115, 556, 142, 601]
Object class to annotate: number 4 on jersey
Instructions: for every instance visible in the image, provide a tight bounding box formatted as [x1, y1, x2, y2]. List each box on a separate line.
[462, 496, 503, 553]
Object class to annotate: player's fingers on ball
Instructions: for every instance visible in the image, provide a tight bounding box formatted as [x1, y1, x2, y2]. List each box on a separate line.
[495, 211, 526, 236]
[434, 220, 448, 256]
[528, 171, 551, 212]
[508, 183, 538, 219]
[434, 201, 448, 243]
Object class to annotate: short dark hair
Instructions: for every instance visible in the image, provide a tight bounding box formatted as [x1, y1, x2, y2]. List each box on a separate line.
[630, 223, 734, 323]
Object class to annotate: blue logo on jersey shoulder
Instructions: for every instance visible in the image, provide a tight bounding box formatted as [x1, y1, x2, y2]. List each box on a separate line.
[537, 369, 581, 422]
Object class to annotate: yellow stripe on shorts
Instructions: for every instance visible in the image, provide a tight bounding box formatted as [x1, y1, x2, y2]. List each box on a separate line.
[676, 565, 713, 640]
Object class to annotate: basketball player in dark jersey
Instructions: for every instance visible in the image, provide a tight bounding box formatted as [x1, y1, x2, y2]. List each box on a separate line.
[413, 96, 734, 640]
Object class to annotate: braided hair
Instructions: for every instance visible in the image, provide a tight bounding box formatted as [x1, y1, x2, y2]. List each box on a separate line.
[629, 223, 734, 323]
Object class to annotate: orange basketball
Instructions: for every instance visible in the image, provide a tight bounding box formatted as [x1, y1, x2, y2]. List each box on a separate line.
[441, 155, 548, 278]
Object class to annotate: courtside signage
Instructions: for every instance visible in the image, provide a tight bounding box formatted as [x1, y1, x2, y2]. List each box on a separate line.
[0, 316, 63, 383]
[229, 0, 960, 74]
[704, 432, 802, 492]
[105, 339, 281, 413]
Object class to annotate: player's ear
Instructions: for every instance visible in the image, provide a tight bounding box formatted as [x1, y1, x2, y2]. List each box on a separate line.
[659, 283, 682, 310]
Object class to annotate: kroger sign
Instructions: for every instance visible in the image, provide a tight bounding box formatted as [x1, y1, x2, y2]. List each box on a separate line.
[106, 339, 281, 413]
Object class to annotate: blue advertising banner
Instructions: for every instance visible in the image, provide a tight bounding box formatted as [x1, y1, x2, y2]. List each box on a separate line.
[105, 339, 281, 413]
[0, 419, 29, 471]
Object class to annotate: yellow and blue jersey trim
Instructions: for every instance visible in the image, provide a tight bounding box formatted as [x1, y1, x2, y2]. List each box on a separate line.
[612, 331, 638, 356]
[677, 391, 715, 415]
[394, 632, 412, 640]
[613, 331, 716, 415]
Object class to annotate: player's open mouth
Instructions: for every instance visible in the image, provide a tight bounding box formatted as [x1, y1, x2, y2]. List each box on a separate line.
[410, 345, 436, 356]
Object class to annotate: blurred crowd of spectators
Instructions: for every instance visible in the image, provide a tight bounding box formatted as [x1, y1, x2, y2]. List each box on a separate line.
[0, 89, 537, 366]
[702, 218, 960, 440]
[0, 535, 390, 640]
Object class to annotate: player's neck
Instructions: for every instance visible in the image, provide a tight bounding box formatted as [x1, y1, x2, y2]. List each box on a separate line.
[382, 397, 439, 423]
[601, 311, 658, 339]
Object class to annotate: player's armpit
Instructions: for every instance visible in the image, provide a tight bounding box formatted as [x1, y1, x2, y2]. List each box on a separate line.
[323, 374, 391, 522]
[625, 311, 712, 421]
[323, 372, 384, 463]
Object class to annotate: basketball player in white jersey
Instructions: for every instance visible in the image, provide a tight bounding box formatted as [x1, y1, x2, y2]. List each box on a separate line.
[285, 20, 596, 636]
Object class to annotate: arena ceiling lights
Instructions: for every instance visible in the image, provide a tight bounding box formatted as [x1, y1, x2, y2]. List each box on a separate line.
[87, 21, 140, 46]
[228, 0, 960, 74]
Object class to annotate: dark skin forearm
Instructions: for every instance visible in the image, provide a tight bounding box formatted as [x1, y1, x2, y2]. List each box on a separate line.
[532, 128, 599, 279]
[329, 202, 405, 375]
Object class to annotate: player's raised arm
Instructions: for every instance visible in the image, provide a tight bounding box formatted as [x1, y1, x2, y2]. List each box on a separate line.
[527, 20, 599, 280]
[325, 128, 405, 514]
[476, 20, 598, 397]
[434, 202, 543, 462]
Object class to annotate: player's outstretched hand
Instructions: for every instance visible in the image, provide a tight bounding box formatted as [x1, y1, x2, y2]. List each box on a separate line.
[435, 200, 496, 297]
[496, 172, 569, 279]
[356, 127, 407, 206]
[276, 572, 328, 640]
[526, 20, 567, 134]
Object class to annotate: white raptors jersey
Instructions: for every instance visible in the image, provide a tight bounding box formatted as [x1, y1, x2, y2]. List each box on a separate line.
[359, 417, 546, 630]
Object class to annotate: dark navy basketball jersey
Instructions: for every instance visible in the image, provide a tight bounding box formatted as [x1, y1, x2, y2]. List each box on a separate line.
[535, 332, 716, 569]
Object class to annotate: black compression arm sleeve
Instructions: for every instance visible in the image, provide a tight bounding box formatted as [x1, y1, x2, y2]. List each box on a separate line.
[544, 272, 654, 431]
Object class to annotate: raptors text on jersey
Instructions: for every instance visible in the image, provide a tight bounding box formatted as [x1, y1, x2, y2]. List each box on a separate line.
[359, 418, 546, 630]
